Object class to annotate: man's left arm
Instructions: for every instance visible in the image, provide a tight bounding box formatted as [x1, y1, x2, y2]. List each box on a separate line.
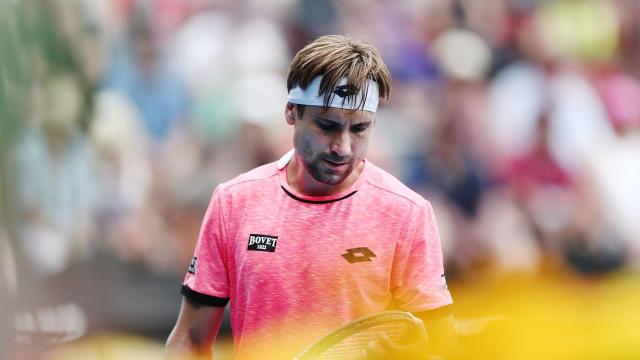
[385, 201, 459, 359]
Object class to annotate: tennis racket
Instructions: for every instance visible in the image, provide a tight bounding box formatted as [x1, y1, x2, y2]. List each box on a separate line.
[294, 311, 427, 360]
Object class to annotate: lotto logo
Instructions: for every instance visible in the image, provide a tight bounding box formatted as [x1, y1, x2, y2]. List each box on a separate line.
[341, 247, 377, 263]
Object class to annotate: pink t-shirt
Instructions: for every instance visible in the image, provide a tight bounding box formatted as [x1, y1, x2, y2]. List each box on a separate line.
[183, 150, 452, 359]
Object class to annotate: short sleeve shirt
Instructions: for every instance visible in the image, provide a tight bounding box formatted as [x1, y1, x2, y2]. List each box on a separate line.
[182, 150, 453, 359]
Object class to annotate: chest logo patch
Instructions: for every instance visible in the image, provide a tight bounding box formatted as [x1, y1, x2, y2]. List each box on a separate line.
[341, 247, 376, 263]
[247, 234, 278, 252]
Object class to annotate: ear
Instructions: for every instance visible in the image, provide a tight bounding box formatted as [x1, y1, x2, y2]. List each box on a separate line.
[285, 102, 297, 125]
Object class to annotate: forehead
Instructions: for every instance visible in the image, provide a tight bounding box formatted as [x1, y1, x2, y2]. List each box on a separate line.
[305, 105, 375, 124]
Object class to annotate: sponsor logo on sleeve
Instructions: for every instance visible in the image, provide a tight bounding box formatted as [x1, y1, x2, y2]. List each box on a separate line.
[188, 257, 197, 274]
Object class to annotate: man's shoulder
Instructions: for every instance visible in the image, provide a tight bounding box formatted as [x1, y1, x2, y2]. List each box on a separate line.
[217, 161, 279, 194]
[364, 161, 428, 208]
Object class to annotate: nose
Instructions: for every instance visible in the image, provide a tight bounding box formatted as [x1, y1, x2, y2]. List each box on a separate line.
[330, 130, 351, 158]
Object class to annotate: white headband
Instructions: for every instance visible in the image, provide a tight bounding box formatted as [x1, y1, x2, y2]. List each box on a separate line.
[288, 75, 380, 113]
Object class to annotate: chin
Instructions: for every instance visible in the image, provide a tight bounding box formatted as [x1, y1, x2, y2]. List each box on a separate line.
[310, 169, 349, 186]
[307, 158, 357, 186]
[319, 176, 347, 186]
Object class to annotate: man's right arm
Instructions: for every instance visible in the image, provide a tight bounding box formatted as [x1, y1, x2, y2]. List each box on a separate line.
[165, 297, 226, 359]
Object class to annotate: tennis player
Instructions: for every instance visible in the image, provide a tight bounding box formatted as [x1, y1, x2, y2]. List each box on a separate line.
[165, 35, 458, 360]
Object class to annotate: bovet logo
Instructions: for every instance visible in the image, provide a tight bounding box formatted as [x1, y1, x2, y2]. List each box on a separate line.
[247, 234, 278, 252]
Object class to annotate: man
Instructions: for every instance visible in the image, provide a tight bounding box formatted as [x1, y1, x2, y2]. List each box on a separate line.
[166, 35, 457, 359]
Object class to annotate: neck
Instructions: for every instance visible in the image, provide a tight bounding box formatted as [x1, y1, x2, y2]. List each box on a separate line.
[286, 154, 364, 197]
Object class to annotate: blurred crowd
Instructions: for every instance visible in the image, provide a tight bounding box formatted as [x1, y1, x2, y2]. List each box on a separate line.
[2, 0, 640, 357]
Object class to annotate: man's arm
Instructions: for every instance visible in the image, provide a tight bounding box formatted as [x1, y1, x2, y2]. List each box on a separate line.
[165, 297, 226, 360]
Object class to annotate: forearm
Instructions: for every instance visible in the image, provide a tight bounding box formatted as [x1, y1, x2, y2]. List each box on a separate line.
[165, 298, 225, 360]
[165, 328, 215, 359]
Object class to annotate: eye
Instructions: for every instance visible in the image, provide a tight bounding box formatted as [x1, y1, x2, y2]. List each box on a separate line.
[351, 124, 370, 133]
[316, 120, 338, 131]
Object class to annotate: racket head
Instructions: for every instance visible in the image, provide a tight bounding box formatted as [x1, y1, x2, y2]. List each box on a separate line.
[294, 311, 427, 360]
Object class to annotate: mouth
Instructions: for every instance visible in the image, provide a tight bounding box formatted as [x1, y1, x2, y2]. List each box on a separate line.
[322, 159, 350, 171]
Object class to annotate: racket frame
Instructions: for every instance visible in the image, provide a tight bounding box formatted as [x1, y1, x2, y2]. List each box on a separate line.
[294, 310, 426, 360]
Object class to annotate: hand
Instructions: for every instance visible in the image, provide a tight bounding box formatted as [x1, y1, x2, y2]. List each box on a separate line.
[359, 327, 430, 360]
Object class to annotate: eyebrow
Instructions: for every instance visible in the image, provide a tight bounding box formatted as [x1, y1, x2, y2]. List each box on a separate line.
[314, 116, 339, 123]
[313, 116, 373, 127]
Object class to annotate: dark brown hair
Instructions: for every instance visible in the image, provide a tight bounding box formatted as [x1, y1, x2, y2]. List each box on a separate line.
[287, 35, 391, 112]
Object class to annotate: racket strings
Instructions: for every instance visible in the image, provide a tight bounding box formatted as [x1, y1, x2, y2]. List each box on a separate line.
[314, 322, 413, 360]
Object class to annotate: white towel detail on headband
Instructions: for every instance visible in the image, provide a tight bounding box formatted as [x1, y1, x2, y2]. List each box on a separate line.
[288, 75, 379, 112]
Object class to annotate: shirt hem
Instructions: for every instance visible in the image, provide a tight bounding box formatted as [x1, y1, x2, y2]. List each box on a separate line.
[181, 285, 230, 307]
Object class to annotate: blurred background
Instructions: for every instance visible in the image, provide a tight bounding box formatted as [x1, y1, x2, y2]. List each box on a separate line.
[1, 0, 640, 358]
